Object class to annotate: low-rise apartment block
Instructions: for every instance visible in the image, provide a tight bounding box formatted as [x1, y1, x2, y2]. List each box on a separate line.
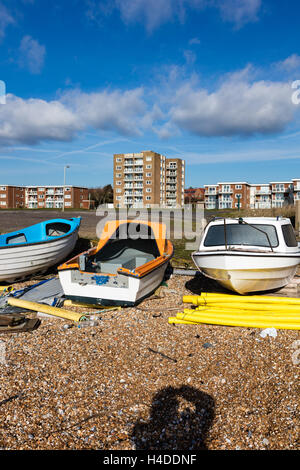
[0, 185, 25, 209]
[113, 151, 185, 208]
[204, 180, 298, 210]
[0, 185, 90, 209]
[205, 182, 250, 209]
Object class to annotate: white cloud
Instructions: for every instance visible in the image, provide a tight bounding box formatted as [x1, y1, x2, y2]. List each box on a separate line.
[0, 87, 147, 146]
[277, 54, 300, 71]
[0, 62, 298, 147]
[189, 37, 201, 45]
[86, 0, 262, 31]
[216, 0, 262, 28]
[168, 75, 296, 137]
[19, 35, 46, 74]
[0, 95, 81, 145]
[0, 2, 15, 39]
[62, 87, 146, 135]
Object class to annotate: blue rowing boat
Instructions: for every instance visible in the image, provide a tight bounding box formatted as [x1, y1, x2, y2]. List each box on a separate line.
[0, 218, 81, 282]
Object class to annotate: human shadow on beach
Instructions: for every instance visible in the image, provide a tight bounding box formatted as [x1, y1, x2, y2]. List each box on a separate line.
[131, 385, 215, 450]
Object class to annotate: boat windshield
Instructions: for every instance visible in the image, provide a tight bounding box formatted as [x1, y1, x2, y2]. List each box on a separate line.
[204, 223, 279, 248]
[282, 224, 298, 247]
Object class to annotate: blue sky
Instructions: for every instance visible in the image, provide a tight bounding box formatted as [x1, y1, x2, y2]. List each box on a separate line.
[1, 0, 300, 188]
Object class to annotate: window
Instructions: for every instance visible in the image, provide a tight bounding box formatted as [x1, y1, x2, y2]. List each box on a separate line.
[146, 180, 151, 185]
[235, 185, 242, 189]
[116, 196, 122, 201]
[146, 188, 151, 193]
[0, 201, 6, 206]
[116, 189, 122, 193]
[116, 181, 121, 186]
[146, 172, 152, 177]
[282, 224, 297, 247]
[235, 194, 242, 199]
[116, 173, 121, 178]
[65, 195, 71, 199]
[116, 166, 122, 170]
[146, 156, 152, 161]
[0, 194, 6, 198]
[204, 224, 279, 248]
[146, 196, 151, 200]
[116, 158, 122, 162]
[0, 186, 6, 190]
[146, 165, 152, 169]
[65, 202, 71, 207]
[65, 187, 71, 191]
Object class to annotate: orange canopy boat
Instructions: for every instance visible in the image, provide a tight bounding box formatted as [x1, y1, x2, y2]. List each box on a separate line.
[58, 219, 173, 306]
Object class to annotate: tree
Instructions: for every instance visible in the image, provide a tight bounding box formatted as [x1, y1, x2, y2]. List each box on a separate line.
[89, 184, 113, 206]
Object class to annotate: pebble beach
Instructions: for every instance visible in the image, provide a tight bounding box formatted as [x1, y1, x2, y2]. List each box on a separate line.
[0, 274, 299, 451]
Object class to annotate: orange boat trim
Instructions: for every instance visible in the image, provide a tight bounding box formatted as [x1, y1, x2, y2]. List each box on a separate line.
[58, 220, 173, 278]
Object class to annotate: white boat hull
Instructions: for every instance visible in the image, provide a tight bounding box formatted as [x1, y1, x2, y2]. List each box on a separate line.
[59, 261, 169, 306]
[0, 231, 79, 282]
[192, 251, 300, 294]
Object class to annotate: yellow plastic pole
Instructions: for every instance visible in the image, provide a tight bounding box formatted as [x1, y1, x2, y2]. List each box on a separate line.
[180, 308, 300, 321]
[194, 303, 300, 314]
[183, 294, 300, 306]
[7, 297, 86, 322]
[175, 312, 300, 330]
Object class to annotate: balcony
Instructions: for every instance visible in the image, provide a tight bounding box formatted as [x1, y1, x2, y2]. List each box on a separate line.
[255, 189, 271, 195]
[134, 167, 144, 173]
[219, 189, 233, 194]
[219, 197, 232, 203]
[124, 168, 134, 174]
[205, 189, 218, 195]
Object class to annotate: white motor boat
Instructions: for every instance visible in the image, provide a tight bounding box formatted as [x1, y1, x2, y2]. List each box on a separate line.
[192, 217, 300, 294]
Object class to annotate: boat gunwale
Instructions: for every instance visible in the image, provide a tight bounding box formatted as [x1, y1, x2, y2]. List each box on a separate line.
[0, 218, 80, 251]
[0, 227, 79, 251]
[192, 250, 300, 259]
[59, 244, 173, 279]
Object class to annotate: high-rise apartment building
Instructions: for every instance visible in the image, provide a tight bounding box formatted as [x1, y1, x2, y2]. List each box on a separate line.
[113, 151, 185, 208]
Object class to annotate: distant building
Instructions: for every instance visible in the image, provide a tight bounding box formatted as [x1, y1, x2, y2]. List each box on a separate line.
[0, 185, 25, 209]
[0, 185, 90, 209]
[204, 179, 298, 210]
[113, 150, 185, 208]
[204, 182, 250, 210]
[184, 187, 205, 203]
